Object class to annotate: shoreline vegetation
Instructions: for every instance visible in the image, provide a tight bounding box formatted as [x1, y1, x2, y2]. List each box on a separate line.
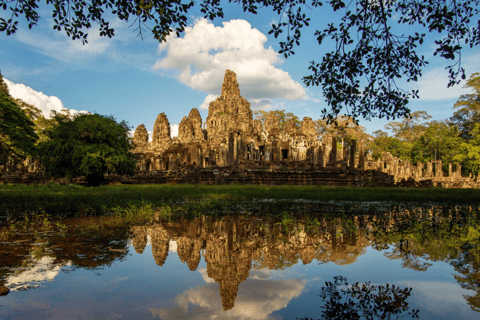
[1, 183, 479, 244]
[1, 183, 479, 217]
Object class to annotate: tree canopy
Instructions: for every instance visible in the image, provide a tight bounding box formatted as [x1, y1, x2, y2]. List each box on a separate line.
[253, 109, 299, 129]
[38, 113, 136, 186]
[0, 74, 39, 168]
[2, 0, 479, 121]
[450, 72, 480, 141]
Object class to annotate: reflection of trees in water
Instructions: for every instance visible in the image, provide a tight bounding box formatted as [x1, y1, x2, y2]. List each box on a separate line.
[1, 205, 479, 312]
[367, 206, 480, 312]
[0, 219, 130, 294]
[115, 208, 480, 311]
[298, 276, 419, 320]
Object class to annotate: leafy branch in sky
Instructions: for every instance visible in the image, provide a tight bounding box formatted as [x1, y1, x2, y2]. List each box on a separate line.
[1, 0, 479, 121]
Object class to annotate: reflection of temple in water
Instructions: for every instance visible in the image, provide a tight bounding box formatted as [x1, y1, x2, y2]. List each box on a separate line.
[130, 216, 371, 310]
[2, 207, 478, 313]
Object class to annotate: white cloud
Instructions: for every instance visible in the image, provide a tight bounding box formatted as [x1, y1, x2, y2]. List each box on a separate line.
[7, 17, 157, 72]
[305, 95, 321, 103]
[250, 99, 273, 111]
[410, 68, 474, 101]
[153, 18, 306, 101]
[4, 78, 87, 118]
[199, 94, 218, 110]
[13, 22, 111, 63]
[170, 124, 179, 138]
[408, 51, 480, 102]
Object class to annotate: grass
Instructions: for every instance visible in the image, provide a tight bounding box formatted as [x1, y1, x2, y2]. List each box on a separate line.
[0, 183, 479, 224]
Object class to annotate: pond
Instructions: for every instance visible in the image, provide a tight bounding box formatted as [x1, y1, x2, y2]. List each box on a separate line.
[0, 204, 479, 319]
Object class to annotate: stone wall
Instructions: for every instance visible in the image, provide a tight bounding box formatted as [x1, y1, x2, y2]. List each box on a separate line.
[364, 152, 479, 188]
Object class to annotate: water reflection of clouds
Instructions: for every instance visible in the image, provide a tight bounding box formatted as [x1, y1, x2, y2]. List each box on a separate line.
[128, 236, 177, 253]
[398, 280, 476, 320]
[169, 240, 177, 252]
[198, 268, 215, 283]
[5, 256, 71, 291]
[149, 279, 306, 319]
[198, 268, 276, 284]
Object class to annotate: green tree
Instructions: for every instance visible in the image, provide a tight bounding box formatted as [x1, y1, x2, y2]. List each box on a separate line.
[12, 97, 42, 123]
[253, 109, 299, 129]
[38, 113, 136, 186]
[384, 111, 432, 143]
[2, 1, 479, 121]
[453, 123, 480, 176]
[34, 109, 77, 144]
[368, 130, 413, 161]
[0, 75, 38, 172]
[450, 72, 480, 141]
[410, 121, 463, 171]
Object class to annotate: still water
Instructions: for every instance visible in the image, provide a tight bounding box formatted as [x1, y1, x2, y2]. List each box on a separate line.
[0, 205, 479, 319]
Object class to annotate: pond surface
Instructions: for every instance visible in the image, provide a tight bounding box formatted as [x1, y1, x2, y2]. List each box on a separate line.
[0, 205, 479, 319]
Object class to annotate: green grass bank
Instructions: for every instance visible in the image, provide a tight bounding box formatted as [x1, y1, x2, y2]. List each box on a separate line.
[1, 183, 479, 218]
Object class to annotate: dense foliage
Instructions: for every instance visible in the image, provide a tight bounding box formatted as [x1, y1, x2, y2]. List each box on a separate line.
[1, 0, 479, 121]
[38, 113, 136, 186]
[253, 109, 300, 129]
[0, 75, 38, 171]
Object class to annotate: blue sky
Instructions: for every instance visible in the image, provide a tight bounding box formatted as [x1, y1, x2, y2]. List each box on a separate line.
[1, 2, 479, 139]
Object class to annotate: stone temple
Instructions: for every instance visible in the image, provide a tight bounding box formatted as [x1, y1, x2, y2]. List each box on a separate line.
[126, 69, 479, 188]
[1, 69, 477, 187]
[133, 69, 330, 171]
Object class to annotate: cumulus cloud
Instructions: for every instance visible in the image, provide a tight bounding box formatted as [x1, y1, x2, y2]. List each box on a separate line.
[170, 124, 179, 137]
[149, 278, 306, 319]
[153, 18, 306, 102]
[4, 78, 87, 118]
[199, 94, 218, 110]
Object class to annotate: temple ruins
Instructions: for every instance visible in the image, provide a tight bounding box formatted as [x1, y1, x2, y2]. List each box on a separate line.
[0, 69, 478, 187]
[128, 69, 479, 188]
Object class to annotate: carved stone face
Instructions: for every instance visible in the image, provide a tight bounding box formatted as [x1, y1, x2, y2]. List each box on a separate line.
[188, 108, 204, 140]
[133, 124, 149, 149]
[178, 116, 195, 143]
[152, 113, 171, 146]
